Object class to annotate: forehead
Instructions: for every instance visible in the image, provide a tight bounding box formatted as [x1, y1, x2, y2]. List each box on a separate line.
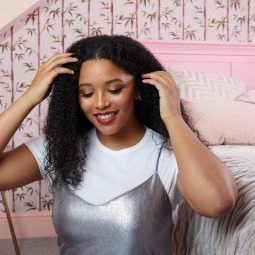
[79, 59, 133, 82]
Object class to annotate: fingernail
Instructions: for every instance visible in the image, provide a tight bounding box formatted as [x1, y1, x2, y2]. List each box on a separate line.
[72, 58, 78, 61]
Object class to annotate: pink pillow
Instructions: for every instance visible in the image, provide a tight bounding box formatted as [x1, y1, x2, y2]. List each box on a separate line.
[182, 99, 255, 145]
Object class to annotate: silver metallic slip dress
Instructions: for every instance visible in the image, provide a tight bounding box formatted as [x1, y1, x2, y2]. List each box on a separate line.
[52, 141, 174, 255]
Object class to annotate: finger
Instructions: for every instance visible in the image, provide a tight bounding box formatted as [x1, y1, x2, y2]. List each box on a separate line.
[48, 53, 74, 65]
[142, 72, 179, 91]
[142, 73, 170, 89]
[48, 67, 74, 77]
[142, 71, 171, 82]
[44, 56, 78, 72]
[163, 71, 179, 88]
[141, 78, 163, 92]
[157, 71, 180, 90]
[50, 52, 73, 60]
[41, 52, 74, 67]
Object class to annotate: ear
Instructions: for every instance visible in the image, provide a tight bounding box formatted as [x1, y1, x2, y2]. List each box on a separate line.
[134, 85, 141, 98]
[136, 92, 141, 98]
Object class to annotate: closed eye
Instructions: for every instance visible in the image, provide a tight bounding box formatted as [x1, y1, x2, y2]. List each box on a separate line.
[108, 88, 123, 94]
[80, 93, 93, 98]
[80, 88, 123, 98]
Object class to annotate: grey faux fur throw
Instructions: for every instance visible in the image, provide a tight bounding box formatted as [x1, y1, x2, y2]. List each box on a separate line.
[172, 145, 255, 255]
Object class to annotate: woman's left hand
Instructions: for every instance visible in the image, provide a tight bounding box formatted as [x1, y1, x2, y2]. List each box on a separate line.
[141, 70, 182, 122]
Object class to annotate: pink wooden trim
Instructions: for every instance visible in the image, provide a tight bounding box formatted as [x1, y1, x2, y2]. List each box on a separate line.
[139, 40, 255, 89]
[0, 212, 56, 239]
[139, 39, 255, 49]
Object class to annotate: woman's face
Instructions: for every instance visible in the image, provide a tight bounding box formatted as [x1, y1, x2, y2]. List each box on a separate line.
[78, 58, 140, 135]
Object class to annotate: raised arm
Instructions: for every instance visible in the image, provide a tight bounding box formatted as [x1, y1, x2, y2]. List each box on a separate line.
[0, 52, 77, 191]
[141, 70, 237, 218]
[164, 115, 237, 218]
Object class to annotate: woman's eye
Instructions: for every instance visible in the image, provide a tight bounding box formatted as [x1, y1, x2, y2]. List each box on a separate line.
[80, 88, 123, 98]
[109, 88, 123, 94]
[80, 93, 93, 98]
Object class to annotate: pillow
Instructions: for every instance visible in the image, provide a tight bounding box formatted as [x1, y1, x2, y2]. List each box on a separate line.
[234, 88, 255, 104]
[182, 99, 255, 145]
[166, 67, 247, 100]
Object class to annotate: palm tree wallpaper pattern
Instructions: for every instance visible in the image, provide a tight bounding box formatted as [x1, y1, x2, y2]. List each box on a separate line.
[0, 0, 254, 213]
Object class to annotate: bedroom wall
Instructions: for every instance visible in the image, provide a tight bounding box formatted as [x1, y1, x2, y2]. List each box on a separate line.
[0, 0, 38, 32]
[0, 0, 255, 215]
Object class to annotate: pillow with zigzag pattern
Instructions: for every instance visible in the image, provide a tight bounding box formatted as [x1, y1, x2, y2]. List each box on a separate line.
[166, 67, 247, 100]
[234, 88, 255, 104]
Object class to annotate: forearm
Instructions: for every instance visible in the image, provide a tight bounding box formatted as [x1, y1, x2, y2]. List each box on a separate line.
[0, 92, 36, 154]
[164, 115, 237, 217]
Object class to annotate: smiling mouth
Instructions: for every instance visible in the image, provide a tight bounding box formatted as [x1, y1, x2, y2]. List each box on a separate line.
[95, 111, 118, 124]
[94, 110, 118, 116]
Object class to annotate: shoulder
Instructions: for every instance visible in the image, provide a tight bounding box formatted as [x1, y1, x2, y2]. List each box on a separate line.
[23, 133, 53, 183]
[24, 133, 47, 154]
[145, 127, 178, 177]
[144, 126, 176, 170]
[146, 126, 172, 153]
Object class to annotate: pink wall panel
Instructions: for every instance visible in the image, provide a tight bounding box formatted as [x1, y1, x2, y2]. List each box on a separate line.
[232, 62, 255, 89]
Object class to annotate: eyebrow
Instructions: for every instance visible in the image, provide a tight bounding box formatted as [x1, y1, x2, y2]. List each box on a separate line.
[79, 78, 124, 88]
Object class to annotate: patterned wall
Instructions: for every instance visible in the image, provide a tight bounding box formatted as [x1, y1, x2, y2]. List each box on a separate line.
[0, 0, 255, 213]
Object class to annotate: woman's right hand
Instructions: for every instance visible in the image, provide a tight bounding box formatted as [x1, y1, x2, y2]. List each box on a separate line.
[24, 52, 78, 106]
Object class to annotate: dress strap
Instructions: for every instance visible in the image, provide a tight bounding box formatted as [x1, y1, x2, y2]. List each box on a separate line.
[155, 141, 167, 174]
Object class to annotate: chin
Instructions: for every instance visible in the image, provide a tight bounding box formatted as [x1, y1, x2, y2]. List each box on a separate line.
[89, 112, 127, 135]
[99, 126, 120, 135]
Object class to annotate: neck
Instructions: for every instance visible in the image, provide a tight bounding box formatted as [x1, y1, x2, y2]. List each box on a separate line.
[96, 119, 146, 151]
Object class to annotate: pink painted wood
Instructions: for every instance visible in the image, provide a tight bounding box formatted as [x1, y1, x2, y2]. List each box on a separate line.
[139, 40, 255, 90]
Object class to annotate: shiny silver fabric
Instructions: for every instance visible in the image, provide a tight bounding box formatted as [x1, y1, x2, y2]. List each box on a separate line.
[52, 142, 173, 255]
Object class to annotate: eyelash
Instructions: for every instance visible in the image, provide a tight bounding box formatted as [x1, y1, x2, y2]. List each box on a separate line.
[80, 88, 123, 98]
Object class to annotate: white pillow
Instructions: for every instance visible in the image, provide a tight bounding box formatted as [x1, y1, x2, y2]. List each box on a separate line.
[234, 88, 255, 104]
[166, 67, 246, 100]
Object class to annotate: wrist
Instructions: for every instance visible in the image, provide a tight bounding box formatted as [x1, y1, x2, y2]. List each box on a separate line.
[163, 114, 185, 134]
[162, 113, 183, 123]
[22, 90, 40, 108]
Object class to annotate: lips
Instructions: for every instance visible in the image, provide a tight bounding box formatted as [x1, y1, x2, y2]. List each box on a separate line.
[94, 110, 118, 116]
[95, 111, 118, 124]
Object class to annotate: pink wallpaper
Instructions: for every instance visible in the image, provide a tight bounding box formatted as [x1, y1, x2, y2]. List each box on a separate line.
[0, 0, 255, 213]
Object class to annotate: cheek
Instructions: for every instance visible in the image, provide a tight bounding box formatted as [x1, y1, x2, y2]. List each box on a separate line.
[119, 87, 136, 106]
[114, 93, 135, 115]
[79, 98, 92, 116]
[121, 96, 134, 111]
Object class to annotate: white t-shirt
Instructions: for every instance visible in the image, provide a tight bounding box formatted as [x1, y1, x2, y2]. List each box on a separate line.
[24, 126, 183, 223]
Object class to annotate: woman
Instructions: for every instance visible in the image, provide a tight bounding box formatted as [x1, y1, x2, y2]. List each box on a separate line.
[0, 35, 237, 254]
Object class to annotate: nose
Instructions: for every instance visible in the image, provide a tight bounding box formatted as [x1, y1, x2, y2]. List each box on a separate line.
[95, 92, 110, 109]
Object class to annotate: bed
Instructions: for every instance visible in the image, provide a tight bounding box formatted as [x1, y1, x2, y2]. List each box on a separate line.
[139, 40, 255, 255]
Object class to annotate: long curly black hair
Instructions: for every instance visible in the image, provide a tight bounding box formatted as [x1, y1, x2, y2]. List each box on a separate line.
[42, 34, 209, 190]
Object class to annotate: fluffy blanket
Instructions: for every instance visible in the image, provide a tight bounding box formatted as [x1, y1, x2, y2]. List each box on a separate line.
[172, 145, 255, 255]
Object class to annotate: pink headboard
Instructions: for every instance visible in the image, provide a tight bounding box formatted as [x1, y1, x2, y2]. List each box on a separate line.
[139, 40, 255, 90]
